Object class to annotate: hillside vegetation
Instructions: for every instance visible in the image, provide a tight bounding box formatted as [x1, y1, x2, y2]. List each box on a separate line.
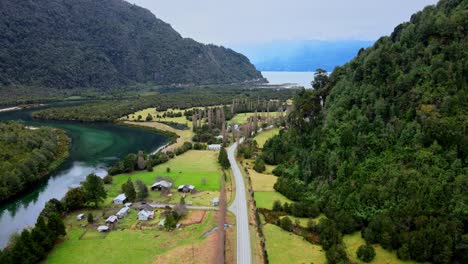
[0, 0, 262, 88]
[0, 122, 69, 202]
[263, 0, 467, 263]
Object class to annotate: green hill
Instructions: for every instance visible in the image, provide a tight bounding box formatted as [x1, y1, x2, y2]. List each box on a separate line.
[263, 0, 467, 263]
[0, 0, 262, 88]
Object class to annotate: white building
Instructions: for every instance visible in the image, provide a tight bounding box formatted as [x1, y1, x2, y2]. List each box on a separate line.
[76, 213, 85, 221]
[177, 184, 195, 193]
[97, 226, 109, 232]
[105, 215, 118, 224]
[113, 193, 127, 204]
[151, 180, 172, 191]
[211, 197, 219, 206]
[137, 210, 155, 221]
[116, 206, 130, 219]
[208, 144, 222, 151]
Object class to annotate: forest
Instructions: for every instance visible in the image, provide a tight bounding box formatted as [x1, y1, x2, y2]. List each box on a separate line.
[262, 0, 467, 263]
[32, 87, 295, 122]
[0, 0, 262, 89]
[0, 122, 69, 203]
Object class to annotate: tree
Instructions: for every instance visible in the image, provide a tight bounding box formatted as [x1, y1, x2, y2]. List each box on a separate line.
[63, 187, 86, 211]
[82, 174, 107, 207]
[319, 219, 342, 250]
[253, 157, 266, 173]
[40, 198, 64, 218]
[326, 244, 348, 264]
[311, 68, 329, 91]
[357, 245, 376, 262]
[87, 213, 94, 223]
[280, 216, 293, 232]
[121, 178, 136, 202]
[272, 200, 283, 212]
[164, 213, 176, 231]
[135, 179, 148, 199]
[103, 175, 113, 184]
[145, 113, 153, 121]
[47, 213, 66, 238]
[136, 151, 147, 170]
[218, 147, 230, 169]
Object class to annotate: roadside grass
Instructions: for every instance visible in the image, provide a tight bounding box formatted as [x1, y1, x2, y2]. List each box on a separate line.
[106, 150, 222, 206]
[248, 169, 277, 192]
[253, 128, 280, 148]
[46, 210, 218, 264]
[254, 191, 292, 209]
[263, 224, 326, 264]
[343, 232, 419, 264]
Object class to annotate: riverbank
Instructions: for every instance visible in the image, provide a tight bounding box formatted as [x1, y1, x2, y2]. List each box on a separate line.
[0, 103, 45, 113]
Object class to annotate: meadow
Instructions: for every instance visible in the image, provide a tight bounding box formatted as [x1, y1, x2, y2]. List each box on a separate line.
[253, 128, 280, 148]
[254, 191, 292, 209]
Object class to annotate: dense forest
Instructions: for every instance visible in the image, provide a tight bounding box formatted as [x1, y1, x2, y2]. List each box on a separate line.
[0, 122, 69, 203]
[32, 87, 295, 122]
[263, 0, 467, 263]
[0, 0, 262, 89]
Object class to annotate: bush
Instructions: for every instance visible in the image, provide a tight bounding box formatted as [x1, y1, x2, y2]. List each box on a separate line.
[272, 200, 283, 212]
[326, 244, 348, 264]
[357, 244, 376, 262]
[103, 175, 113, 184]
[279, 216, 293, 232]
[253, 157, 266, 173]
[87, 213, 94, 223]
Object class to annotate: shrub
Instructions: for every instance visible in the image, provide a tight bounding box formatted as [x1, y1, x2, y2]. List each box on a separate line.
[253, 157, 266, 173]
[326, 244, 348, 264]
[357, 244, 376, 262]
[103, 175, 113, 184]
[279, 216, 293, 232]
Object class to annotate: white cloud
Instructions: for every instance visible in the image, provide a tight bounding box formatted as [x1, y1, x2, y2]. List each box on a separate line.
[127, 0, 438, 45]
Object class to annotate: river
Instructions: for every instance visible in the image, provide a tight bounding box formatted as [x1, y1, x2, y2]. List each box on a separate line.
[0, 104, 169, 248]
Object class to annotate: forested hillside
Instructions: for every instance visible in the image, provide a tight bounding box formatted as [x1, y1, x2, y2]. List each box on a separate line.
[0, 0, 262, 88]
[263, 0, 467, 262]
[0, 122, 69, 203]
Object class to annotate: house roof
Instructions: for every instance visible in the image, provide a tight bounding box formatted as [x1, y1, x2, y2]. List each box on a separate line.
[208, 144, 221, 149]
[106, 215, 118, 222]
[97, 226, 109, 231]
[114, 193, 126, 201]
[117, 207, 130, 215]
[152, 180, 172, 188]
[211, 197, 219, 203]
[177, 184, 195, 190]
[138, 210, 154, 217]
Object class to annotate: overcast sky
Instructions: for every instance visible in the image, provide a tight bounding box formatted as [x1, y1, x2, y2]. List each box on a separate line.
[128, 0, 438, 45]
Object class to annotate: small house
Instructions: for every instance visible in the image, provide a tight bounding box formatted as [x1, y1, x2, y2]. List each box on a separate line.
[105, 215, 118, 224]
[215, 135, 224, 140]
[125, 202, 132, 207]
[208, 144, 221, 151]
[113, 193, 127, 205]
[116, 206, 130, 219]
[177, 184, 195, 193]
[137, 210, 155, 221]
[151, 180, 173, 191]
[97, 226, 109, 232]
[211, 197, 219, 206]
[76, 213, 85, 221]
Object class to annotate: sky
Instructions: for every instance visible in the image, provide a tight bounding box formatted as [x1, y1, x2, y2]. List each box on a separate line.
[127, 0, 438, 45]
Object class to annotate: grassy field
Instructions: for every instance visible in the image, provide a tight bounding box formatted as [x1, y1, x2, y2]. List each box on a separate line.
[343, 232, 419, 264]
[122, 108, 190, 125]
[263, 224, 326, 264]
[254, 191, 292, 209]
[228, 112, 280, 125]
[248, 169, 277, 192]
[279, 214, 327, 228]
[46, 209, 218, 264]
[106, 150, 222, 205]
[253, 128, 280, 148]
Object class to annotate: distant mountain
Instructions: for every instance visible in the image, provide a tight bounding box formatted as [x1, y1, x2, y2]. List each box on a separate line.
[0, 0, 262, 88]
[231, 40, 374, 72]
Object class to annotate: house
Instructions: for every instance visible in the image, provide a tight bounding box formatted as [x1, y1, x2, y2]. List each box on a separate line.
[137, 210, 155, 221]
[97, 226, 109, 232]
[215, 135, 224, 140]
[105, 215, 118, 224]
[208, 144, 221, 151]
[211, 197, 219, 206]
[113, 193, 127, 204]
[76, 213, 85, 221]
[177, 184, 195, 193]
[125, 202, 132, 207]
[151, 180, 173, 191]
[138, 203, 154, 212]
[116, 207, 130, 219]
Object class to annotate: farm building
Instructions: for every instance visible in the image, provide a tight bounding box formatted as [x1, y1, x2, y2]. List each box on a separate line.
[211, 197, 219, 206]
[137, 210, 155, 221]
[113, 193, 127, 204]
[116, 207, 130, 218]
[177, 184, 195, 193]
[125, 202, 132, 207]
[151, 180, 172, 191]
[105, 215, 118, 224]
[208, 144, 221, 151]
[76, 213, 85, 221]
[97, 226, 109, 232]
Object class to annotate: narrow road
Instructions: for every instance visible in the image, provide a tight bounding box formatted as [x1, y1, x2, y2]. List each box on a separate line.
[228, 140, 252, 264]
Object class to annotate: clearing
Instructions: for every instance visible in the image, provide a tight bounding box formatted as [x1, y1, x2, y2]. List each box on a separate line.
[253, 128, 280, 148]
[254, 191, 292, 209]
[263, 224, 326, 264]
[248, 169, 277, 192]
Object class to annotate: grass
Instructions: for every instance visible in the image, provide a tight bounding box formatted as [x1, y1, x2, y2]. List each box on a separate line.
[253, 128, 280, 148]
[279, 214, 327, 228]
[343, 232, 420, 264]
[106, 150, 222, 206]
[263, 224, 326, 264]
[248, 169, 277, 192]
[46, 210, 218, 264]
[254, 191, 292, 209]
[228, 112, 280, 125]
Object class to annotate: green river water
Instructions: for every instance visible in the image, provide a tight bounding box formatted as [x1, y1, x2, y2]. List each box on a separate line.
[0, 104, 168, 248]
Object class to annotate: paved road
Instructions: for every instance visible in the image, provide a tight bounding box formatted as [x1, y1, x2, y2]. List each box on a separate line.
[228, 140, 252, 264]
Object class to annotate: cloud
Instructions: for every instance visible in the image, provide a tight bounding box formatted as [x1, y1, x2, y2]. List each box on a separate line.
[127, 0, 438, 45]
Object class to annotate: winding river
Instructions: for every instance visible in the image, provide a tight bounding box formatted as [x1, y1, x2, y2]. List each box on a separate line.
[0, 104, 168, 248]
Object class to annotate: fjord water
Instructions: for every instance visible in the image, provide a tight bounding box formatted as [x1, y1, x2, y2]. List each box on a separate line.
[262, 71, 314, 88]
[0, 105, 168, 248]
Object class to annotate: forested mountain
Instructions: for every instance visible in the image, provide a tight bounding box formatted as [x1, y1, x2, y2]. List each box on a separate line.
[263, 0, 467, 262]
[0, 0, 262, 88]
[0, 122, 69, 203]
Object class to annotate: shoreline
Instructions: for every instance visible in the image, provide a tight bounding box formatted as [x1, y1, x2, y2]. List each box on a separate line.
[0, 103, 45, 113]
